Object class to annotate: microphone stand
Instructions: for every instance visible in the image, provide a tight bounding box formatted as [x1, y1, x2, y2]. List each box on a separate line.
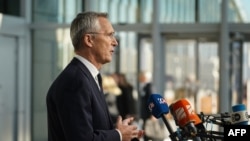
[161, 115, 181, 141]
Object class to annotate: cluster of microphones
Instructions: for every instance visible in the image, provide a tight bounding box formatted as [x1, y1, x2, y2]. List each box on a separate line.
[147, 94, 250, 141]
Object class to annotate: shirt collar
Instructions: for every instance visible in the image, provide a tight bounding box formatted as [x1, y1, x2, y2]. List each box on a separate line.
[74, 54, 99, 78]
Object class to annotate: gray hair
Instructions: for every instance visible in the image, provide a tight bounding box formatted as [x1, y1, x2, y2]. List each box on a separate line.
[70, 11, 108, 50]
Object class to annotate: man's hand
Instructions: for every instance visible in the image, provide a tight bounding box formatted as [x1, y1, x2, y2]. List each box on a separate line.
[116, 116, 144, 141]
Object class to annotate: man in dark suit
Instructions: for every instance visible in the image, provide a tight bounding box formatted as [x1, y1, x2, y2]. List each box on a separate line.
[46, 11, 143, 141]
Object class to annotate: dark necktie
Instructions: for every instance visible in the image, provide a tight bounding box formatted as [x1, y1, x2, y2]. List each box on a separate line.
[97, 73, 103, 91]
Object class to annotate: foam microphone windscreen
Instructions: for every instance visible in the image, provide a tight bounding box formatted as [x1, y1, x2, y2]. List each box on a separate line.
[169, 98, 202, 128]
[147, 94, 169, 118]
[231, 104, 249, 125]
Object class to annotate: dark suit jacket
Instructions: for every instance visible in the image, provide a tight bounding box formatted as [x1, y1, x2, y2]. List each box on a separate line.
[117, 85, 136, 119]
[140, 83, 152, 121]
[46, 57, 120, 141]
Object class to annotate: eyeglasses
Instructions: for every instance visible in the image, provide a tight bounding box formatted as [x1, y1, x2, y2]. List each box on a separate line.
[87, 32, 116, 39]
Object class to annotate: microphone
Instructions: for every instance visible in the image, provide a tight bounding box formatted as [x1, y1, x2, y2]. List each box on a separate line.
[169, 98, 204, 141]
[147, 94, 181, 141]
[231, 104, 249, 125]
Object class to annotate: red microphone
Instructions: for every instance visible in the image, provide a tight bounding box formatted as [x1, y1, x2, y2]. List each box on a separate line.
[169, 99, 204, 141]
[170, 99, 202, 127]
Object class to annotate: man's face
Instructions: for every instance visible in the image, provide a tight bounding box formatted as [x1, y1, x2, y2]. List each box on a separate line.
[91, 17, 118, 65]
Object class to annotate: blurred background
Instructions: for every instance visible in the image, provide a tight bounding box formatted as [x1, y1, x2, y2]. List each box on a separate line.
[0, 0, 250, 141]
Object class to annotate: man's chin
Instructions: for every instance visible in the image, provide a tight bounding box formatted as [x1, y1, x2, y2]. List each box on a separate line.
[103, 60, 112, 64]
[106, 58, 112, 62]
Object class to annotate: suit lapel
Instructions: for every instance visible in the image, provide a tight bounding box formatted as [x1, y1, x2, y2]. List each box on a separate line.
[72, 58, 114, 128]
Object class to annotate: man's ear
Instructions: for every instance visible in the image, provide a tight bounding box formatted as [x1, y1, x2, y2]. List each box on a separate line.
[83, 34, 93, 47]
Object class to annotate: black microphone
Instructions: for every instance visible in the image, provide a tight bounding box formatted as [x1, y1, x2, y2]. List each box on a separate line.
[147, 94, 181, 141]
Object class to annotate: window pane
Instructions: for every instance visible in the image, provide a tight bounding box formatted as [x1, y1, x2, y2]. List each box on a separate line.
[199, 0, 221, 23]
[228, 0, 250, 23]
[33, 0, 82, 23]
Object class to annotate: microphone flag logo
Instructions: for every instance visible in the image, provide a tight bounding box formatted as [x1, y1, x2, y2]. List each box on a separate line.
[175, 104, 195, 122]
[147, 94, 169, 118]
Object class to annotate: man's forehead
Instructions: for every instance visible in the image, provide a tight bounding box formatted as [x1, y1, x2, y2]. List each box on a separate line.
[97, 18, 114, 32]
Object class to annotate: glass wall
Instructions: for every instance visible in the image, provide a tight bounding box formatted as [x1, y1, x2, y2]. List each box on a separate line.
[199, 0, 221, 22]
[229, 0, 250, 23]
[165, 40, 196, 88]
[159, 0, 196, 23]
[163, 40, 219, 114]
[33, 0, 82, 23]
